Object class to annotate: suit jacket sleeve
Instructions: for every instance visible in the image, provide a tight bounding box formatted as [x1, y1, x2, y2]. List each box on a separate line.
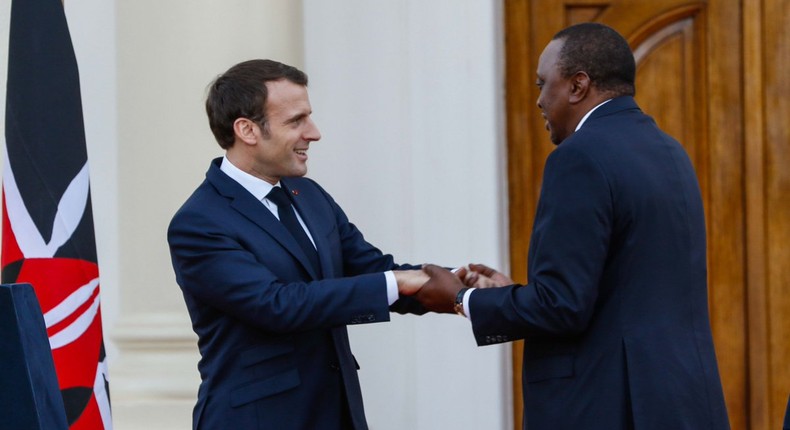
[469, 144, 612, 345]
[168, 178, 419, 334]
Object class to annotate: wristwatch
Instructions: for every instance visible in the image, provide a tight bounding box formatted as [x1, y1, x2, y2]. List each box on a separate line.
[454, 287, 470, 317]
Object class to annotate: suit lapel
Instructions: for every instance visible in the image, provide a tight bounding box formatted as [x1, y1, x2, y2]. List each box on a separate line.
[206, 160, 320, 279]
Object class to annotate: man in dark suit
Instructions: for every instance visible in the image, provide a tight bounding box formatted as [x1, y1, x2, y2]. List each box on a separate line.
[414, 23, 730, 429]
[167, 59, 427, 430]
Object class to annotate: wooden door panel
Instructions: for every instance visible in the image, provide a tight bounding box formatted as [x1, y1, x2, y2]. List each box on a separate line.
[760, 0, 790, 426]
[633, 17, 702, 167]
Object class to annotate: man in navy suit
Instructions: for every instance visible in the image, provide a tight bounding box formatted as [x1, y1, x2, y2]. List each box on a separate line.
[168, 59, 428, 430]
[415, 23, 730, 429]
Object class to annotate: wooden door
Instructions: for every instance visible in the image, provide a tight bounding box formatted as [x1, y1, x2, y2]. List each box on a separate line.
[504, 1, 790, 428]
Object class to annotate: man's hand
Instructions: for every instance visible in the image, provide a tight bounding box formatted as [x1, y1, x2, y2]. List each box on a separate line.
[394, 270, 429, 295]
[463, 263, 514, 288]
[414, 264, 466, 313]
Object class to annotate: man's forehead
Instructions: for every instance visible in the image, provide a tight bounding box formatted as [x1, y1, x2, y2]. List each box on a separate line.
[265, 79, 308, 97]
[265, 80, 311, 111]
[537, 39, 563, 71]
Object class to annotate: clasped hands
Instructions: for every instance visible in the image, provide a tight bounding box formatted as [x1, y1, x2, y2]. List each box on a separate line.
[394, 264, 514, 314]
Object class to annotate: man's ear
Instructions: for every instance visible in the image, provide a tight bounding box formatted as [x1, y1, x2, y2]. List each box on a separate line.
[233, 118, 258, 145]
[569, 71, 590, 104]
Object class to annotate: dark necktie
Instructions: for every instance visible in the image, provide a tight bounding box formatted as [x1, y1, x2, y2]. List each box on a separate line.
[266, 186, 321, 275]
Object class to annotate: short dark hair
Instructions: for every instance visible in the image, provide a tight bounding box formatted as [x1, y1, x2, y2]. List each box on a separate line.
[552, 23, 635, 97]
[206, 59, 308, 149]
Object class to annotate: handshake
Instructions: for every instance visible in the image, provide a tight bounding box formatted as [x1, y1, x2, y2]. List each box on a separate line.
[393, 264, 514, 314]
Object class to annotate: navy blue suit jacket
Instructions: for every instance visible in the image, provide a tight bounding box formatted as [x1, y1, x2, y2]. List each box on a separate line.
[168, 158, 420, 430]
[469, 97, 729, 429]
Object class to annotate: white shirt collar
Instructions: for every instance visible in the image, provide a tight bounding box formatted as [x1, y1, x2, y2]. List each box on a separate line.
[219, 156, 278, 201]
[575, 99, 612, 131]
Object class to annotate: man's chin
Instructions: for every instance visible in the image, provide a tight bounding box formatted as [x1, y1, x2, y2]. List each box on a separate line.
[292, 166, 308, 177]
[549, 130, 569, 146]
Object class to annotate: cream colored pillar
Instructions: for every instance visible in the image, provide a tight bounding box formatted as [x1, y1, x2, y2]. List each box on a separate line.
[112, 2, 304, 428]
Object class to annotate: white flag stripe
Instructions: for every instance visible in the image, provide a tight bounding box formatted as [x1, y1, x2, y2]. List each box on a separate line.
[48, 292, 100, 350]
[49, 161, 91, 251]
[43, 277, 100, 328]
[94, 357, 113, 429]
[1, 150, 90, 258]
[2, 150, 49, 257]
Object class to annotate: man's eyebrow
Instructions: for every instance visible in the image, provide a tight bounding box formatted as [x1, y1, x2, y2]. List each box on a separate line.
[283, 111, 310, 124]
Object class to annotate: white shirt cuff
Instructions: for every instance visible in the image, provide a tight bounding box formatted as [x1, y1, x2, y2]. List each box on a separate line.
[384, 271, 398, 305]
[463, 288, 476, 321]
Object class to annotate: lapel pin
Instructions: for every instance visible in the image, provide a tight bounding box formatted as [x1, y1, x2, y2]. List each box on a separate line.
[291, 189, 299, 196]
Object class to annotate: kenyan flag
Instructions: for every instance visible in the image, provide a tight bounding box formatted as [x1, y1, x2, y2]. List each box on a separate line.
[2, 0, 111, 428]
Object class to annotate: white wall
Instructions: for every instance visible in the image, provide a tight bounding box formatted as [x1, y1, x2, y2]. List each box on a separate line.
[1, 1, 511, 429]
[303, 1, 510, 429]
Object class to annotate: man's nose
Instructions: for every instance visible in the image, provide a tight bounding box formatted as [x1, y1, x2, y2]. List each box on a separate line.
[305, 118, 321, 141]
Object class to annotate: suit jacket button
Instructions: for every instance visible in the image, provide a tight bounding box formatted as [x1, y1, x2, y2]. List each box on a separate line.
[329, 362, 340, 371]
